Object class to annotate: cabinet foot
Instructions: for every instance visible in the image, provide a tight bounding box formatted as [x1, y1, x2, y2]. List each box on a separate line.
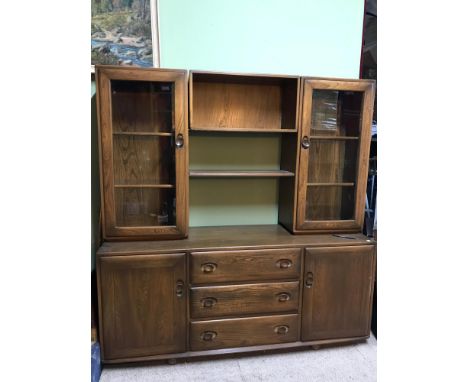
[312, 345, 320, 350]
[167, 358, 177, 365]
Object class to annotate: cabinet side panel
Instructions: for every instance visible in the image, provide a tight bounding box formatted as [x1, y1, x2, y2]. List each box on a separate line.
[278, 133, 299, 231]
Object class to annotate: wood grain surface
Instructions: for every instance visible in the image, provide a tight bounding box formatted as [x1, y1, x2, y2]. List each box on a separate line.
[99, 253, 187, 359]
[190, 314, 299, 351]
[301, 246, 375, 341]
[190, 281, 299, 318]
[190, 248, 301, 284]
[190, 72, 299, 132]
[97, 225, 374, 255]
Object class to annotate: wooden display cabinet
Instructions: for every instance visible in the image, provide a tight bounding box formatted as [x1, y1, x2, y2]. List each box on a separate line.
[96, 66, 189, 240]
[291, 78, 376, 233]
[95, 68, 377, 365]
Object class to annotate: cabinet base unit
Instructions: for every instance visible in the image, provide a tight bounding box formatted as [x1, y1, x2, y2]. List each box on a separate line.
[97, 225, 375, 364]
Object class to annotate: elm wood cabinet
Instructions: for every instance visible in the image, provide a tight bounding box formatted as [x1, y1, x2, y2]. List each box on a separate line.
[95, 66, 189, 240]
[289, 78, 376, 233]
[97, 225, 375, 364]
[95, 68, 377, 365]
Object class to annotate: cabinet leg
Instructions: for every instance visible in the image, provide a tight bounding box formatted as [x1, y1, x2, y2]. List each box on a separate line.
[167, 358, 177, 365]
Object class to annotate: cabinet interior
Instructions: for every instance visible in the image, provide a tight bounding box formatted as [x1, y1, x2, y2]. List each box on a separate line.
[190, 72, 299, 132]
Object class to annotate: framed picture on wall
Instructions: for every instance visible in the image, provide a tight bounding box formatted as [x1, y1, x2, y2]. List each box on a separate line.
[91, 0, 159, 70]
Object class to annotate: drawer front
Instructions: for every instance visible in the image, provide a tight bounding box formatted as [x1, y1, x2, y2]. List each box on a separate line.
[191, 281, 299, 319]
[190, 248, 301, 284]
[190, 314, 298, 351]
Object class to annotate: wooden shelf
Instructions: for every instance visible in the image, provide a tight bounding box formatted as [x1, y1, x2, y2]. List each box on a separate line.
[307, 182, 355, 187]
[190, 170, 294, 178]
[114, 184, 175, 188]
[310, 136, 359, 140]
[190, 127, 297, 133]
[113, 132, 173, 137]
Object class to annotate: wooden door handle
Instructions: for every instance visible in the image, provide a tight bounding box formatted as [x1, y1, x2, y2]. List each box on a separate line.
[175, 133, 184, 148]
[176, 280, 184, 297]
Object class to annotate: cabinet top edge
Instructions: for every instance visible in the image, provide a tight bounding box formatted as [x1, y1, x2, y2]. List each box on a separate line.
[94, 65, 187, 74]
[302, 76, 376, 84]
[97, 225, 374, 256]
[189, 70, 300, 80]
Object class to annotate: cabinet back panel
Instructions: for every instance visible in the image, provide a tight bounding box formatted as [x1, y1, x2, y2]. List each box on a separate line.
[113, 135, 175, 185]
[115, 188, 176, 227]
[189, 134, 281, 171]
[193, 82, 281, 130]
[191, 74, 298, 131]
[189, 178, 278, 227]
[111, 80, 174, 133]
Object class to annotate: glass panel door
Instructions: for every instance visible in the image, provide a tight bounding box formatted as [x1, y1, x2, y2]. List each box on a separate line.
[305, 89, 363, 221]
[297, 79, 375, 231]
[110, 79, 176, 228]
[97, 67, 187, 239]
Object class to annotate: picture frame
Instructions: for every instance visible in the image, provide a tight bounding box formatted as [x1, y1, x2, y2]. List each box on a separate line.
[91, 0, 160, 72]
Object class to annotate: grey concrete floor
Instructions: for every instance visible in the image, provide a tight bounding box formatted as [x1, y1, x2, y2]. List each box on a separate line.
[100, 336, 376, 382]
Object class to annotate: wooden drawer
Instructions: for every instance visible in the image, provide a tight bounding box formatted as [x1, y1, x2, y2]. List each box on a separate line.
[190, 248, 301, 284]
[191, 281, 299, 319]
[190, 314, 298, 351]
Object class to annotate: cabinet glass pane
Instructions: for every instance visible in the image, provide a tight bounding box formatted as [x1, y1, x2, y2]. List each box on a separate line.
[306, 186, 355, 221]
[115, 188, 176, 227]
[111, 80, 173, 133]
[311, 90, 363, 137]
[113, 135, 175, 185]
[307, 140, 358, 183]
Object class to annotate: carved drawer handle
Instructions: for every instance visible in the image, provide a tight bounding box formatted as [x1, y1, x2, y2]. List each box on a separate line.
[201, 262, 217, 273]
[175, 280, 184, 297]
[274, 325, 289, 335]
[276, 259, 292, 269]
[305, 272, 314, 288]
[201, 297, 217, 308]
[276, 292, 291, 302]
[201, 331, 217, 341]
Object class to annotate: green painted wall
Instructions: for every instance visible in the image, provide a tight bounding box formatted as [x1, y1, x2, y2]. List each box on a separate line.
[189, 133, 281, 226]
[158, 0, 365, 227]
[158, 0, 364, 77]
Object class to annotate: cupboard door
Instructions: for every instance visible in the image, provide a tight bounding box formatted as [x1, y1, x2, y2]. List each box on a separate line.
[96, 66, 188, 239]
[301, 246, 375, 341]
[296, 79, 375, 232]
[99, 253, 187, 360]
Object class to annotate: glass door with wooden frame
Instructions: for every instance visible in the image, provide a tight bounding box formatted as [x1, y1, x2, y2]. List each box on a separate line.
[96, 66, 188, 239]
[296, 78, 375, 232]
